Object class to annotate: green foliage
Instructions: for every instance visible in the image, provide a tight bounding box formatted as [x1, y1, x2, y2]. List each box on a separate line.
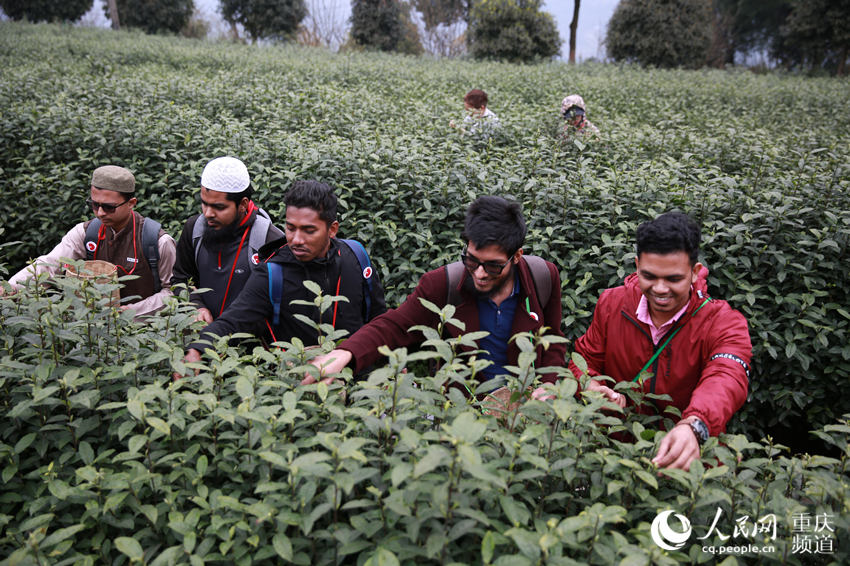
[467, 0, 561, 63]
[606, 0, 712, 68]
[0, 21, 849, 458]
[220, 0, 307, 42]
[350, 0, 423, 55]
[106, 0, 195, 35]
[0, 0, 92, 22]
[781, 0, 850, 75]
[0, 275, 848, 563]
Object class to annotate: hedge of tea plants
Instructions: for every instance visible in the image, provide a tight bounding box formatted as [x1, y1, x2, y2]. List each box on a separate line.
[0, 21, 849, 562]
[0, 277, 848, 564]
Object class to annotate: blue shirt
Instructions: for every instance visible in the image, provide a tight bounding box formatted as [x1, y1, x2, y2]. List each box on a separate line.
[476, 274, 520, 381]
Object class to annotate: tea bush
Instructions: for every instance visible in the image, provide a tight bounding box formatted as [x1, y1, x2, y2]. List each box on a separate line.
[1, 23, 847, 450]
[0, 278, 848, 564]
[0, 23, 849, 549]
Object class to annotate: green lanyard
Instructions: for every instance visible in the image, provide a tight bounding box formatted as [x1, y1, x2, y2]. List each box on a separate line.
[632, 298, 711, 383]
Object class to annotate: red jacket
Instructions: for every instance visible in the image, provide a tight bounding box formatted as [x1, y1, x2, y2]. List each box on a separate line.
[341, 257, 566, 382]
[572, 267, 751, 436]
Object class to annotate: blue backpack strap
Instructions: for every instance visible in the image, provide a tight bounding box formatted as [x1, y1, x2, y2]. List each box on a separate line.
[266, 262, 284, 326]
[338, 238, 373, 321]
[141, 218, 162, 293]
[84, 219, 102, 261]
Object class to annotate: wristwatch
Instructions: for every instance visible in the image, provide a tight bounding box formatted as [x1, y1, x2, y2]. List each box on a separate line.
[684, 418, 709, 446]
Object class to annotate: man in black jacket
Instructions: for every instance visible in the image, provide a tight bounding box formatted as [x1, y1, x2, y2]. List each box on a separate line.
[172, 156, 283, 323]
[181, 180, 386, 368]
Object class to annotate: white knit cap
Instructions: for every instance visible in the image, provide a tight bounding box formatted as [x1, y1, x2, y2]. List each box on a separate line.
[200, 156, 250, 193]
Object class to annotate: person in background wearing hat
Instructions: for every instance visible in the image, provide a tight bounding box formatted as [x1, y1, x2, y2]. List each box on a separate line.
[179, 180, 387, 373]
[172, 156, 283, 324]
[4, 165, 176, 316]
[560, 94, 599, 138]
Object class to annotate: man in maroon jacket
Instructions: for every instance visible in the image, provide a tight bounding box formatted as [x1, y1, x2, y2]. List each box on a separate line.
[307, 196, 566, 402]
[573, 212, 751, 470]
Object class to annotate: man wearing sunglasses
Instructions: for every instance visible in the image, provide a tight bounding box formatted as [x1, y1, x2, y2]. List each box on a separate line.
[307, 196, 566, 399]
[171, 156, 283, 324]
[5, 165, 176, 316]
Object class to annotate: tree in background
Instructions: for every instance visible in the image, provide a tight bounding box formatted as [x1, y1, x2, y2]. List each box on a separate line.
[412, 0, 468, 57]
[299, 0, 349, 48]
[467, 0, 561, 63]
[781, 0, 850, 76]
[606, 0, 712, 68]
[711, 0, 792, 67]
[350, 0, 422, 55]
[105, 0, 194, 35]
[567, 0, 580, 64]
[220, 0, 307, 42]
[0, 0, 92, 22]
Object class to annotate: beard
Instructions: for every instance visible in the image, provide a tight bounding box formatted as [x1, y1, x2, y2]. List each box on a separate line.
[470, 264, 516, 299]
[202, 214, 245, 252]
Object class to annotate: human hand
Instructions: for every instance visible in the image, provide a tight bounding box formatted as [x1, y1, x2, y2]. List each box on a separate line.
[195, 307, 214, 324]
[531, 386, 554, 401]
[585, 379, 626, 407]
[301, 349, 352, 386]
[652, 421, 700, 471]
[173, 348, 202, 381]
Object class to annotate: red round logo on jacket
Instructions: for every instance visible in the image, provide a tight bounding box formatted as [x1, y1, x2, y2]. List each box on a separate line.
[529, 311, 539, 322]
[85, 241, 97, 253]
[251, 253, 259, 265]
[363, 266, 372, 279]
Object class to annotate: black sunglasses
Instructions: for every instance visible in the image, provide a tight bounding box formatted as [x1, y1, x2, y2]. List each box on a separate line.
[86, 198, 130, 214]
[461, 250, 512, 275]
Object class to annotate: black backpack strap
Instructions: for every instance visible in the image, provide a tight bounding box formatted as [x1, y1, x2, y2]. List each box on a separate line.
[141, 218, 162, 293]
[522, 255, 551, 308]
[445, 261, 465, 306]
[84, 219, 102, 260]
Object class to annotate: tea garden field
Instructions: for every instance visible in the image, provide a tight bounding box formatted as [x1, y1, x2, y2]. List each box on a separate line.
[0, 22, 848, 565]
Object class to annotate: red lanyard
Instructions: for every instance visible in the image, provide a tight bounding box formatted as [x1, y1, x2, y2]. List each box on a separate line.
[217, 224, 251, 316]
[97, 214, 138, 276]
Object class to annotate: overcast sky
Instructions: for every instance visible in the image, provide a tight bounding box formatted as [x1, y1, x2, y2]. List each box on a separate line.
[82, 1, 617, 61]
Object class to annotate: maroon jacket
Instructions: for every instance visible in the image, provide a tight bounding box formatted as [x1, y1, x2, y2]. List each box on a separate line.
[341, 257, 566, 382]
[572, 266, 751, 436]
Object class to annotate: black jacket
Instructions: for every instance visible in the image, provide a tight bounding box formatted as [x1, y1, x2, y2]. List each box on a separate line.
[189, 237, 387, 351]
[172, 209, 283, 318]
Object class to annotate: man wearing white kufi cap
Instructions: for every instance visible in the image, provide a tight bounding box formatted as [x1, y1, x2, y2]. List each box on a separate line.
[172, 156, 283, 323]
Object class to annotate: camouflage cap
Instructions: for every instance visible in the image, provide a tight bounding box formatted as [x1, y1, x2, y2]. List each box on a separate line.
[561, 94, 587, 115]
[91, 165, 135, 193]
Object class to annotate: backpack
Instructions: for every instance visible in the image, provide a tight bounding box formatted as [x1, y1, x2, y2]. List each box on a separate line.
[445, 254, 551, 309]
[84, 217, 162, 293]
[191, 208, 272, 267]
[265, 238, 374, 326]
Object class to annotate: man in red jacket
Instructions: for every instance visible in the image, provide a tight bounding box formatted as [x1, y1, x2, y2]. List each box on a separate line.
[573, 212, 751, 470]
[307, 196, 566, 402]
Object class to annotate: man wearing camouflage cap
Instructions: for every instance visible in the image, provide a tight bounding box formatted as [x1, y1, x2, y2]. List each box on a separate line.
[560, 94, 599, 138]
[6, 165, 176, 315]
[172, 156, 283, 323]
